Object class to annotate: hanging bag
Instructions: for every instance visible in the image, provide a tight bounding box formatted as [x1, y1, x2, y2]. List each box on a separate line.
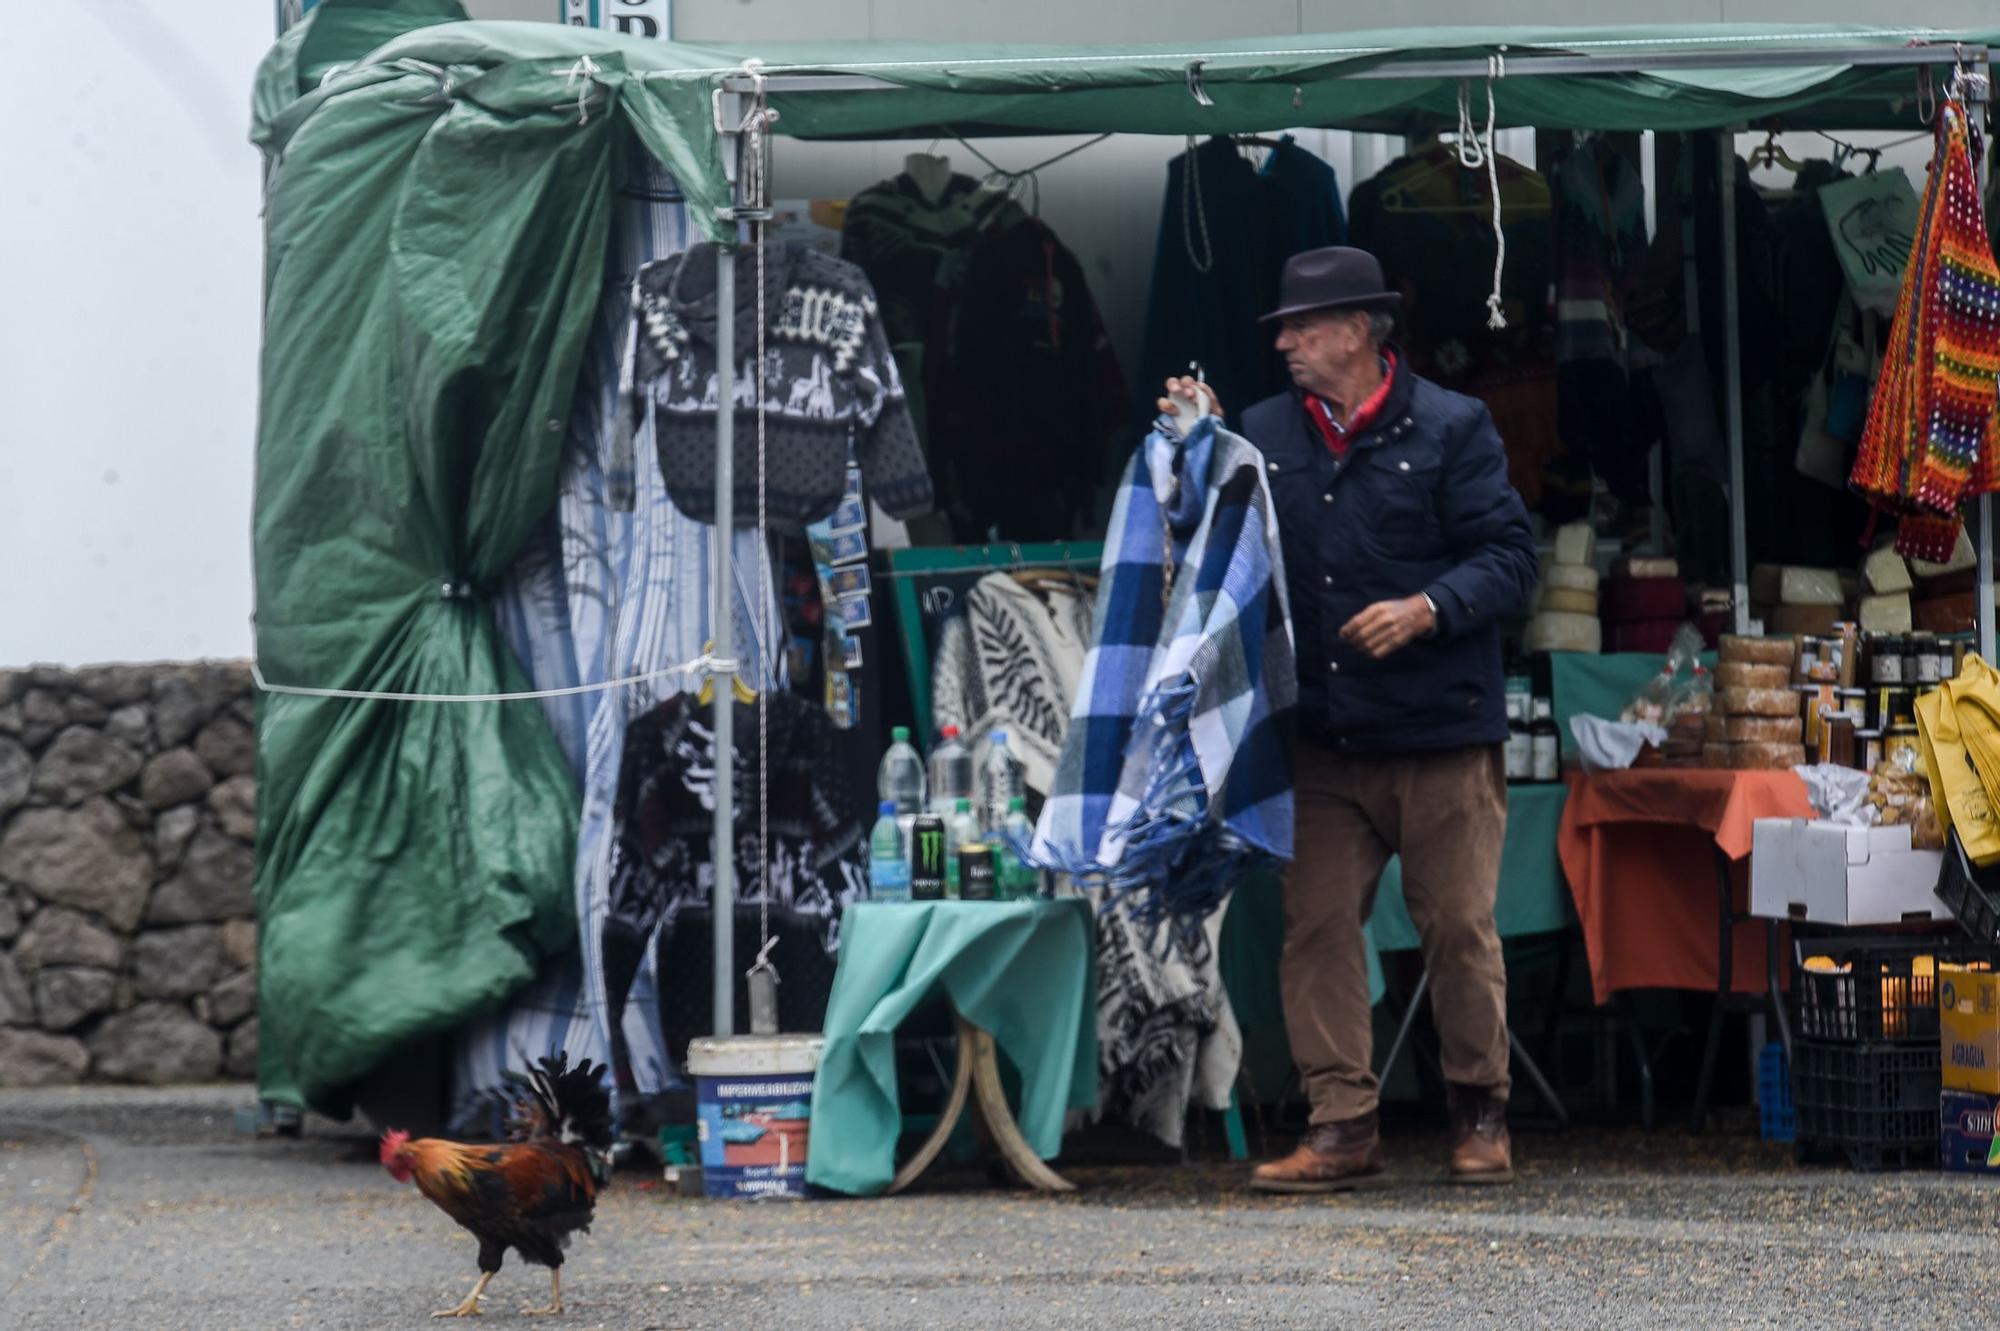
[1848, 99, 2000, 562]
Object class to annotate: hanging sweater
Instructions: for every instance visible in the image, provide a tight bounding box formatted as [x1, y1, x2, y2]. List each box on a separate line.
[621, 242, 933, 530]
[606, 690, 869, 959]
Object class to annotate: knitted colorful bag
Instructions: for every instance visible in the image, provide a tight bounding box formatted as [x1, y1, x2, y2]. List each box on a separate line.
[1850, 99, 2000, 562]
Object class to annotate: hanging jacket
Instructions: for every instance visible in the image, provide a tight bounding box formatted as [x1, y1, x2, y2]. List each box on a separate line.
[942, 215, 1130, 540]
[621, 241, 933, 530]
[1140, 136, 1345, 429]
[1242, 357, 1537, 754]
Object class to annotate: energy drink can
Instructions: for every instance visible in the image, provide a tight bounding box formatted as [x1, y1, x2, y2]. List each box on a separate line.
[959, 845, 996, 901]
[910, 816, 947, 901]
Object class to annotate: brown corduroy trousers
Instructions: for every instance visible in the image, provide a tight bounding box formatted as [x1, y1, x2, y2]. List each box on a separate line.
[1282, 742, 1511, 1123]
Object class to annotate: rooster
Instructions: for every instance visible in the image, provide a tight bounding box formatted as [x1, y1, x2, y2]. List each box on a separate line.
[380, 1054, 613, 1318]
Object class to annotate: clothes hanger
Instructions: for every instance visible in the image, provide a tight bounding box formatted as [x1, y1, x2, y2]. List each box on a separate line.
[695, 639, 757, 707]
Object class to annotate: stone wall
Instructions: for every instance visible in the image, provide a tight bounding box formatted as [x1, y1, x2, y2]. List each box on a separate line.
[0, 662, 258, 1087]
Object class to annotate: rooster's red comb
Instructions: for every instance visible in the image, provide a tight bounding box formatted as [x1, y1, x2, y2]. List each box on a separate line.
[378, 1129, 412, 1164]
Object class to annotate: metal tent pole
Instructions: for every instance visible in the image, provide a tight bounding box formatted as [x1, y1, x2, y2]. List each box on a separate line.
[1977, 58, 1996, 663]
[711, 242, 738, 1037]
[1719, 131, 1749, 635]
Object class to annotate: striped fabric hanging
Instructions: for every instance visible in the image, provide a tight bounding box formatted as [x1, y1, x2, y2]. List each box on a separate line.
[1850, 98, 2000, 562]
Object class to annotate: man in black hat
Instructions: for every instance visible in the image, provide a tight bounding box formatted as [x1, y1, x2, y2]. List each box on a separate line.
[1162, 245, 1537, 1191]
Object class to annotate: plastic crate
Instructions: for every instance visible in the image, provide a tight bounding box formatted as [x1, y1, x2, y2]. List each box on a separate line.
[1791, 1040, 1938, 1171]
[1758, 1042, 1794, 1143]
[1937, 829, 2000, 944]
[1792, 933, 1998, 1045]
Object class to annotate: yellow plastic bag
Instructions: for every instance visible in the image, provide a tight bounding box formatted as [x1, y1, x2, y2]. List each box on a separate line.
[1919, 654, 2000, 865]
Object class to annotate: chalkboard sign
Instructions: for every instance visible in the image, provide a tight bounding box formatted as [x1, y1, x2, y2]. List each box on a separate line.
[885, 542, 1102, 742]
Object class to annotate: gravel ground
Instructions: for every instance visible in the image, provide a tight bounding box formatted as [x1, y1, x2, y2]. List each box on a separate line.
[3, 1084, 1998, 1330]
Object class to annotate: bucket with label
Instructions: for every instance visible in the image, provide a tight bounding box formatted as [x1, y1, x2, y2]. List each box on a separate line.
[684, 1034, 824, 1200]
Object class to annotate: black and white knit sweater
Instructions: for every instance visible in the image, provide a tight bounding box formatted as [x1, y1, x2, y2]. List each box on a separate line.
[620, 241, 933, 531]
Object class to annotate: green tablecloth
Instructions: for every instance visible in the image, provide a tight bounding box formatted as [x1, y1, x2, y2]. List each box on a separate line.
[805, 899, 1097, 1196]
[1220, 782, 1572, 1021]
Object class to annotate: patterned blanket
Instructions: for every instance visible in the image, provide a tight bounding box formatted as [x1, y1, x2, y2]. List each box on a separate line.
[1033, 415, 1295, 923]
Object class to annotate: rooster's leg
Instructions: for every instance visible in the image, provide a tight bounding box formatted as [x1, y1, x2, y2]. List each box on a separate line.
[520, 1268, 564, 1316]
[431, 1271, 493, 1318]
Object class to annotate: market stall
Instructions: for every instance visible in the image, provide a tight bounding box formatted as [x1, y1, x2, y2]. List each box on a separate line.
[250, 6, 1999, 1174]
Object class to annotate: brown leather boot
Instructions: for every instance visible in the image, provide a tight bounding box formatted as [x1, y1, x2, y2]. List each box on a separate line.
[1446, 1084, 1514, 1185]
[1250, 1111, 1387, 1194]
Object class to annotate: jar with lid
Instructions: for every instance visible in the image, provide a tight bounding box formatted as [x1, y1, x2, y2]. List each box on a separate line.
[1870, 634, 1904, 685]
[1530, 696, 1560, 783]
[1913, 633, 1944, 686]
[1504, 694, 1532, 783]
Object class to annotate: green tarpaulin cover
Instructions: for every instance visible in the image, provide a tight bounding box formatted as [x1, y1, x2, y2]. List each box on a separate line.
[251, 1, 1990, 1113]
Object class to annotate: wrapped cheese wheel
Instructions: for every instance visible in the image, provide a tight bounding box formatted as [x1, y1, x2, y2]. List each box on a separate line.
[1719, 686, 1801, 717]
[1725, 715, 1803, 743]
[1704, 714, 1728, 742]
[1701, 743, 1737, 768]
[1525, 611, 1602, 655]
[1730, 741, 1808, 770]
[1719, 635, 1796, 667]
[1714, 662, 1790, 690]
[1544, 563, 1601, 594]
[1539, 586, 1599, 616]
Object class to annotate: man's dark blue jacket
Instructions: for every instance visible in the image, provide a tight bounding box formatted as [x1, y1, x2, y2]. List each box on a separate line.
[1241, 357, 1539, 754]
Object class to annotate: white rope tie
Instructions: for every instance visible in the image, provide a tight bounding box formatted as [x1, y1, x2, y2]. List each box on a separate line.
[1181, 135, 1214, 275]
[560, 55, 601, 124]
[1457, 58, 1509, 331]
[250, 652, 738, 703]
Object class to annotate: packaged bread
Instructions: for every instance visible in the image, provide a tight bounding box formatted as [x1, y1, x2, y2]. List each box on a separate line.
[1719, 686, 1801, 717]
[1714, 662, 1790, 690]
[1719, 635, 1796, 667]
[1730, 741, 1807, 769]
[1725, 714, 1802, 743]
[1701, 743, 1736, 769]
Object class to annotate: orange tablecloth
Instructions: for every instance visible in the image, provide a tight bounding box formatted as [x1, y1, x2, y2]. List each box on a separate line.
[1557, 769, 1813, 1004]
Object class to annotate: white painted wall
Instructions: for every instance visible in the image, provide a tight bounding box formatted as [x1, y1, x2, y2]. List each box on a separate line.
[0, 6, 268, 668]
[2, 0, 1987, 665]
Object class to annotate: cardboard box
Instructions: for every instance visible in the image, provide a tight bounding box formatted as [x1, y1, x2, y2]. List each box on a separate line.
[1749, 819, 1951, 926]
[1941, 1089, 2000, 1174]
[1941, 965, 2000, 1094]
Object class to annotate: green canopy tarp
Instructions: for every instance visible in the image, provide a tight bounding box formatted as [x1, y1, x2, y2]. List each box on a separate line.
[251, 2, 1994, 1113]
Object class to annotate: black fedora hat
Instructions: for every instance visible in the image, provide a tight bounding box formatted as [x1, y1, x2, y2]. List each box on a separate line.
[1259, 246, 1402, 322]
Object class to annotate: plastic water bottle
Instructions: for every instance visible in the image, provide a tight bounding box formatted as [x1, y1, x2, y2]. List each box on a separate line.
[946, 798, 980, 899]
[927, 724, 975, 818]
[878, 725, 927, 816]
[868, 801, 910, 902]
[983, 729, 1026, 834]
[994, 796, 1042, 900]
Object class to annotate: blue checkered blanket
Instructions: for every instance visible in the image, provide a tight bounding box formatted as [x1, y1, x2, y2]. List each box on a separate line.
[1032, 416, 1295, 923]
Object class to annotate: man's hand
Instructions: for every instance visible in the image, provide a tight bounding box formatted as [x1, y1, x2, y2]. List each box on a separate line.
[1340, 595, 1436, 660]
[1156, 377, 1223, 420]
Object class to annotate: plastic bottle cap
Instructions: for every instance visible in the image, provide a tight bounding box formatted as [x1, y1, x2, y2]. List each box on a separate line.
[1008, 797, 1026, 811]
[892, 726, 910, 742]
[879, 800, 897, 816]
[991, 729, 1008, 744]
[941, 724, 959, 739]
[956, 798, 972, 811]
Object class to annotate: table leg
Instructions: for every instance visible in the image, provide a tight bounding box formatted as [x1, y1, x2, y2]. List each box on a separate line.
[888, 1011, 1076, 1195]
[1689, 848, 1735, 1133]
[963, 1015, 1075, 1193]
[1377, 968, 1432, 1085]
[1507, 1026, 1570, 1128]
[1765, 919, 1792, 1063]
[886, 1020, 975, 1196]
[1615, 993, 1656, 1130]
